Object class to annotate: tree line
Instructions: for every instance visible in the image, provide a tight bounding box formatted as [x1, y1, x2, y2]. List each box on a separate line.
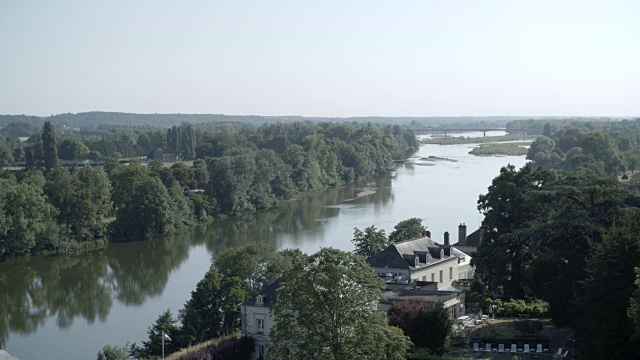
[0, 121, 418, 260]
[472, 163, 640, 359]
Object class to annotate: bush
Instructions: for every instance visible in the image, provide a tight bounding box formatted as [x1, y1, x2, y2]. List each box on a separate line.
[495, 299, 549, 317]
[178, 336, 255, 360]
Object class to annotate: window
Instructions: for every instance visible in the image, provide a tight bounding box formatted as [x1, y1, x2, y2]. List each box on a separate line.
[431, 273, 435, 282]
[257, 345, 265, 359]
[256, 318, 264, 333]
[439, 270, 443, 283]
[422, 276, 426, 281]
[449, 267, 453, 280]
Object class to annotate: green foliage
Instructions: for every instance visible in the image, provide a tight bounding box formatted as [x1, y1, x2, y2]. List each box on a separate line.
[576, 209, 640, 359]
[0, 177, 59, 259]
[493, 299, 549, 317]
[389, 217, 426, 243]
[388, 300, 453, 352]
[351, 225, 390, 258]
[131, 309, 180, 359]
[629, 268, 640, 340]
[213, 242, 297, 294]
[111, 176, 177, 241]
[97, 344, 130, 360]
[42, 121, 58, 170]
[269, 248, 411, 360]
[179, 266, 248, 345]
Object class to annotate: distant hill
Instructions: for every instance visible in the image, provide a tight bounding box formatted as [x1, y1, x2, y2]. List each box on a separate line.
[0, 112, 625, 132]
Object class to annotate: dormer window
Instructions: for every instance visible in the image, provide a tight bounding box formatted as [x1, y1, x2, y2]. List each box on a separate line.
[440, 249, 445, 259]
[256, 295, 264, 306]
[415, 256, 419, 267]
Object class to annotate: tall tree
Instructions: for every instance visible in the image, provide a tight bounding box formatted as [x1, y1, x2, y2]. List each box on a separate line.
[179, 266, 248, 345]
[42, 121, 58, 170]
[574, 209, 640, 359]
[351, 225, 390, 258]
[474, 164, 556, 298]
[388, 217, 426, 243]
[269, 248, 411, 360]
[388, 300, 453, 352]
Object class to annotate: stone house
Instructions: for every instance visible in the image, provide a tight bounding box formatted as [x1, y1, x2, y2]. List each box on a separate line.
[367, 231, 474, 286]
[239, 280, 279, 360]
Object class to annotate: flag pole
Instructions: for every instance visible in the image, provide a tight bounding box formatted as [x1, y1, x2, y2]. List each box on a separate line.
[162, 330, 165, 359]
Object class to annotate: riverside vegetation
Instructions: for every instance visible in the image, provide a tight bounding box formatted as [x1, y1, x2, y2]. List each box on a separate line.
[0, 120, 418, 260]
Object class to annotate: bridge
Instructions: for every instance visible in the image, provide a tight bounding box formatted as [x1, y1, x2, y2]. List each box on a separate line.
[412, 127, 525, 137]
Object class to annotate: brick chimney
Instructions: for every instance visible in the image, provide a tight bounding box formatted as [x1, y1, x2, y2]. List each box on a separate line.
[458, 223, 467, 244]
[444, 231, 450, 246]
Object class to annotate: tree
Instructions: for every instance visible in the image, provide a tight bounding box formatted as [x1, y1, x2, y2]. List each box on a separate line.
[132, 309, 180, 359]
[214, 242, 286, 294]
[111, 176, 177, 241]
[179, 265, 249, 345]
[42, 121, 58, 170]
[473, 164, 556, 298]
[351, 225, 390, 258]
[269, 248, 411, 360]
[575, 209, 640, 359]
[388, 217, 426, 243]
[96, 344, 130, 360]
[388, 300, 453, 352]
[629, 268, 640, 340]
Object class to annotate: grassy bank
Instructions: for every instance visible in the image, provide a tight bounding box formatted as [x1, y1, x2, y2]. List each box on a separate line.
[469, 143, 528, 156]
[421, 134, 536, 145]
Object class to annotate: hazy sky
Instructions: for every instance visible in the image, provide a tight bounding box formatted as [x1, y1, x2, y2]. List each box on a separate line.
[1, 0, 639, 117]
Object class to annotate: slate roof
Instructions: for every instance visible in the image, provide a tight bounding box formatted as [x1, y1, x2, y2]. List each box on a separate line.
[240, 279, 281, 308]
[367, 236, 460, 270]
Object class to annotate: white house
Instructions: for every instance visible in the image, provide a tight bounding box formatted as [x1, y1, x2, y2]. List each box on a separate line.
[239, 280, 279, 360]
[367, 231, 474, 286]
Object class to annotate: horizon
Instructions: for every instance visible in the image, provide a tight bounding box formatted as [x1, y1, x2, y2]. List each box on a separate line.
[0, 111, 636, 120]
[2, 1, 639, 117]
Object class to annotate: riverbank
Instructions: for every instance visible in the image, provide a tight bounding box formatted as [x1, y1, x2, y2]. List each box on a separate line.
[421, 133, 537, 145]
[469, 143, 529, 156]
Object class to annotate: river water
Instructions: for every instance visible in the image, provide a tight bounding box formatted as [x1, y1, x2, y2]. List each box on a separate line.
[0, 131, 527, 360]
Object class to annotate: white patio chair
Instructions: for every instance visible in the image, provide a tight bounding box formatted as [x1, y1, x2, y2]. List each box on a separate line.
[536, 344, 542, 353]
[473, 343, 479, 352]
[498, 344, 505, 353]
[553, 348, 563, 358]
[511, 344, 517, 353]
[485, 343, 492, 352]
[524, 344, 530, 353]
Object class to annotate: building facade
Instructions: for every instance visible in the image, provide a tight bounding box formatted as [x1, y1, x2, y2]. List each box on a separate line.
[367, 232, 474, 286]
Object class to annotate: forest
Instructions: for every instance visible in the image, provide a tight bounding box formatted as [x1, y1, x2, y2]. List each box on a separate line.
[471, 118, 640, 359]
[0, 120, 418, 260]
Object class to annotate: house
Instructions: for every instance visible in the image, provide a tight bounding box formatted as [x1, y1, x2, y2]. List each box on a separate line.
[239, 280, 279, 360]
[367, 230, 474, 286]
[455, 223, 484, 255]
[151, 148, 176, 163]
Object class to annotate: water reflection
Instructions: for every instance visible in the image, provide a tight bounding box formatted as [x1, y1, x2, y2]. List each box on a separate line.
[0, 177, 392, 349]
[0, 231, 191, 347]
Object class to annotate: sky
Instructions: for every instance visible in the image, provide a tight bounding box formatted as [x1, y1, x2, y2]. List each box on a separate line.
[1, 0, 639, 117]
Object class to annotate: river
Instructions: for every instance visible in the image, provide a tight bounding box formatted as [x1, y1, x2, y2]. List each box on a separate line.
[0, 131, 527, 359]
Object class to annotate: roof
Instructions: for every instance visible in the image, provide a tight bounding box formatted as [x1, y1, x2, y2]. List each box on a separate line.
[367, 236, 462, 270]
[379, 285, 462, 312]
[240, 279, 281, 308]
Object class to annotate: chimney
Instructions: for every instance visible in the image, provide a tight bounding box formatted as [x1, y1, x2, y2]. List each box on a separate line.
[425, 230, 431, 238]
[458, 223, 467, 244]
[444, 231, 450, 246]
[421, 230, 428, 237]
